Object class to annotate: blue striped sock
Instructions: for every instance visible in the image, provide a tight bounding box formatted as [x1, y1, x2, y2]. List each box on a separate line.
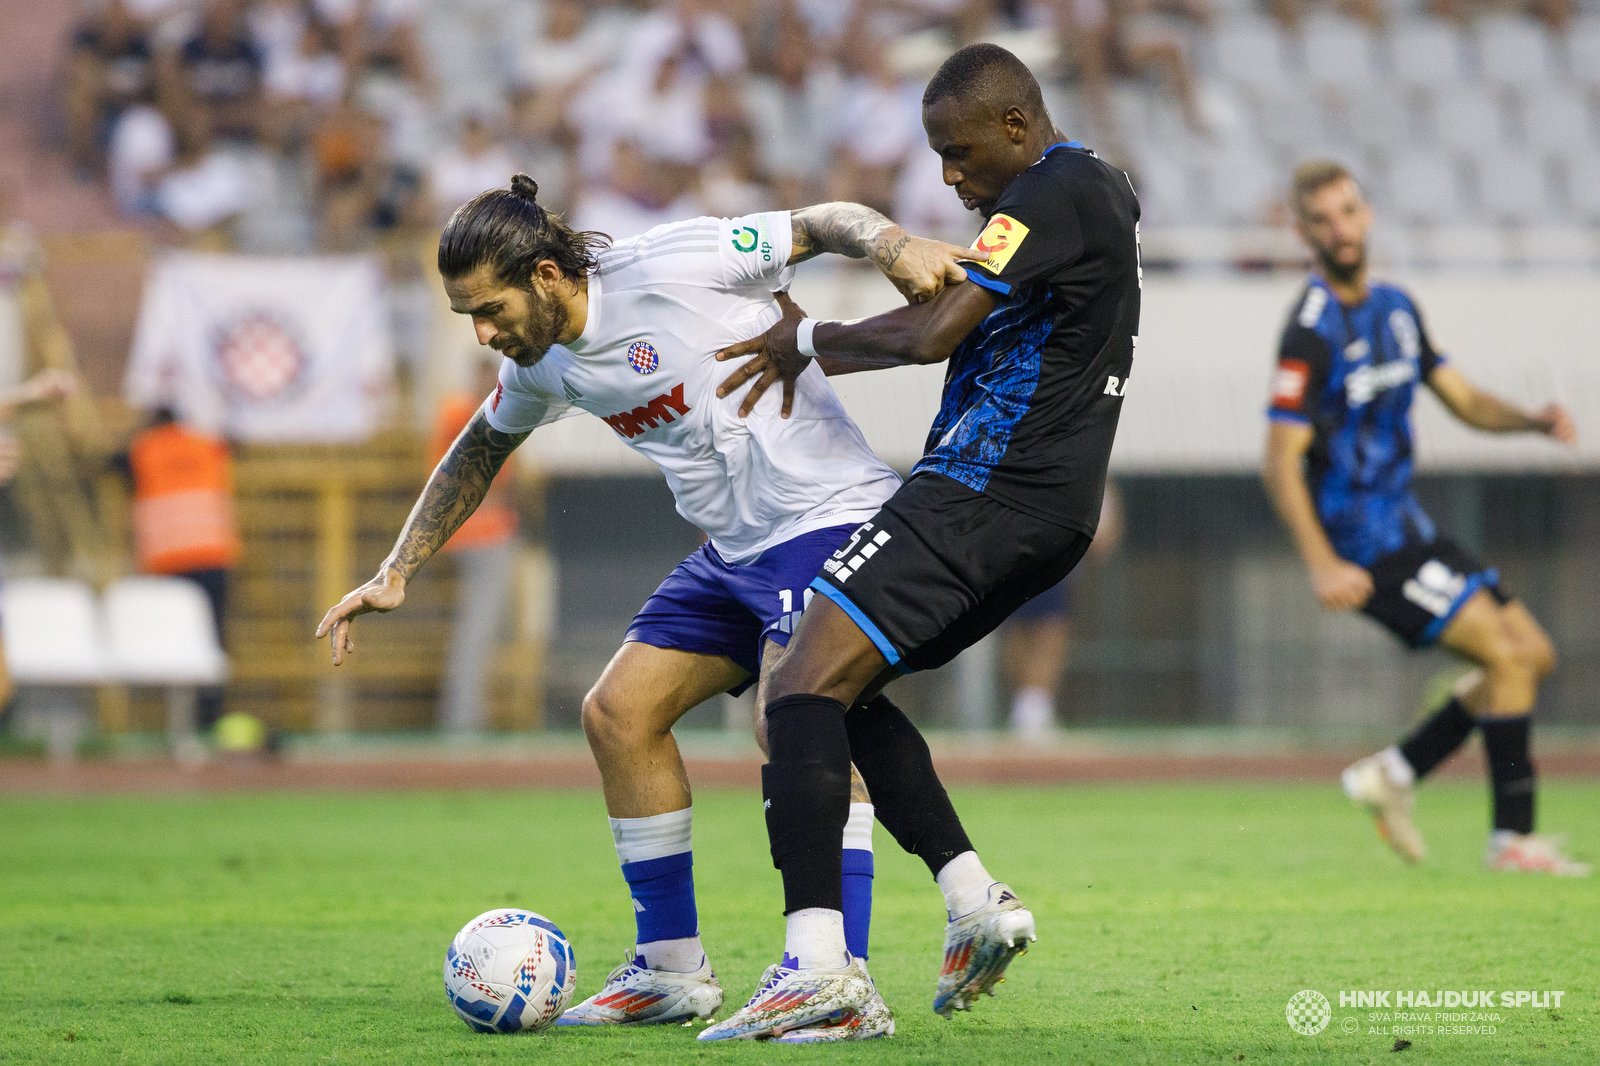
[610, 809, 699, 958]
[842, 802, 874, 960]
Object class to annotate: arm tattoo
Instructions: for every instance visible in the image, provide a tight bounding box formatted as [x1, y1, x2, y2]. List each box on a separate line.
[790, 202, 898, 265]
[383, 411, 529, 580]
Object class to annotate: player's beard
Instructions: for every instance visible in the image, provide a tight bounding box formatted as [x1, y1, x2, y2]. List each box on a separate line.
[1315, 240, 1366, 286]
[496, 286, 570, 368]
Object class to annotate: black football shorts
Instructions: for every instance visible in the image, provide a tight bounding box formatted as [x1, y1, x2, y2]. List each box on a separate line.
[1361, 536, 1509, 649]
[807, 472, 1093, 672]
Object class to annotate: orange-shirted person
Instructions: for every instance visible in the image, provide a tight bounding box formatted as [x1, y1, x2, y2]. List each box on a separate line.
[127, 409, 239, 729]
[430, 358, 519, 732]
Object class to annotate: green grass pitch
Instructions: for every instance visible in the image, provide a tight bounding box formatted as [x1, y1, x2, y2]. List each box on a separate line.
[1, 782, 1594, 1064]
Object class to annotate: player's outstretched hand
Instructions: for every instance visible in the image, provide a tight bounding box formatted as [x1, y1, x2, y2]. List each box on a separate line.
[6, 368, 78, 408]
[1537, 402, 1577, 446]
[874, 229, 989, 305]
[715, 291, 810, 419]
[1309, 557, 1373, 612]
[315, 568, 407, 665]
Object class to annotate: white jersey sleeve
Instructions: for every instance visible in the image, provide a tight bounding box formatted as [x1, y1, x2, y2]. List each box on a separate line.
[481, 357, 579, 434]
[716, 211, 796, 293]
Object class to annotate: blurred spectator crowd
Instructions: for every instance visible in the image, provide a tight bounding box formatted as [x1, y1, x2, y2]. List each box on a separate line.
[62, 0, 1600, 263]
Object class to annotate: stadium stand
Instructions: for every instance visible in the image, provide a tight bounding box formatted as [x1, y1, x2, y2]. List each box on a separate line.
[9, 0, 1593, 269]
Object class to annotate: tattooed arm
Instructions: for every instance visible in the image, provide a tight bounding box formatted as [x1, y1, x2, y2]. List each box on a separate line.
[789, 202, 984, 304]
[315, 412, 529, 664]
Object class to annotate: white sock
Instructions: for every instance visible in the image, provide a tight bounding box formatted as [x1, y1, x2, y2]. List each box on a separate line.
[1378, 746, 1415, 788]
[936, 851, 995, 918]
[784, 907, 848, 970]
[609, 807, 693, 864]
[636, 936, 705, 974]
[843, 802, 874, 852]
[1010, 686, 1054, 737]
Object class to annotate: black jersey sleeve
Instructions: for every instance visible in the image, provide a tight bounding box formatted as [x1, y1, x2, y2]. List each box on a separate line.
[1268, 323, 1333, 424]
[1412, 300, 1446, 379]
[960, 169, 1085, 296]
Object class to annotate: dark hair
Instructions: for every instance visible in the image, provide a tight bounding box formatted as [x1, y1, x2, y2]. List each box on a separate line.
[437, 174, 610, 287]
[1290, 159, 1357, 215]
[922, 43, 1046, 119]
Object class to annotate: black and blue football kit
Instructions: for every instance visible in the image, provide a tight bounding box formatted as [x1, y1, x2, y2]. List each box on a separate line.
[810, 142, 1140, 671]
[1268, 276, 1507, 648]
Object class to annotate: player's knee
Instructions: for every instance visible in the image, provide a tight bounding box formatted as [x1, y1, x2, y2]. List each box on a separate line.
[1488, 610, 1557, 680]
[1478, 640, 1527, 681]
[1522, 629, 1557, 679]
[753, 707, 770, 757]
[580, 686, 644, 755]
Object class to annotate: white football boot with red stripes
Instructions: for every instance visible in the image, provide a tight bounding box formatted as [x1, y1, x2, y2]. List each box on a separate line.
[697, 954, 873, 1041]
[1485, 832, 1591, 876]
[934, 882, 1036, 1017]
[556, 951, 723, 1027]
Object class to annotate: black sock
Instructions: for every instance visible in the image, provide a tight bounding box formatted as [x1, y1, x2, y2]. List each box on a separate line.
[1397, 697, 1476, 780]
[762, 694, 853, 915]
[845, 694, 973, 878]
[1480, 715, 1536, 834]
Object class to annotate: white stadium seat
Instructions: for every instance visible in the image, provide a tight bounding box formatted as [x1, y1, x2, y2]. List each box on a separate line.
[1200, 148, 1283, 224]
[1213, 18, 1295, 91]
[1517, 226, 1596, 267]
[1476, 15, 1557, 91]
[1568, 20, 1600, 88]
[1303, 15, 1382, 89]
[102, 576, 228, 686]
[1389, 19, 1469, 91]
[102, 576, 229, 756]
[1518, 88, 1597, 155]
[1126, 150, 1201, 225]
[1, 578, 110, 685]
[1429, 87, 1508, 152]
[1387, 148, 1468, 223]
[1472, 152, 1554, 223]
[1335, 86, 1422, 151]
[1253, 90, 1336, 154]
[1560, 152, 1600, 220]
[1421, 226, 1508, 267]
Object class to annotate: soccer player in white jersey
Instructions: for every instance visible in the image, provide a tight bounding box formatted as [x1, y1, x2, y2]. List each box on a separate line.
[316, 175, 981, 1041]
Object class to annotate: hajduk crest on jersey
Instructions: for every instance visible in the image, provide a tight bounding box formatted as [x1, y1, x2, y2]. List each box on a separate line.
[627, 341, 659, 375]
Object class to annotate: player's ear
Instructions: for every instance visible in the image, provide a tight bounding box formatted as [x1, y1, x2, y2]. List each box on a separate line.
[1004, 106, 1029, 144]
[531, 259, 563, 289]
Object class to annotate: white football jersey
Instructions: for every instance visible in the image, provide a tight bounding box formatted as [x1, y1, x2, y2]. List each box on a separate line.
[483, 212, 902, 565]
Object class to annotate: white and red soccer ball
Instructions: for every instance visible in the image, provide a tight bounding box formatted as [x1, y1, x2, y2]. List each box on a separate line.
[444, 909, 577, 1033]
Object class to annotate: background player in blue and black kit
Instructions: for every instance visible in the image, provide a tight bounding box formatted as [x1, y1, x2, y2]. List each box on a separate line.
[700, 44, 1140, 1039]
[1262, 160, 1586, 877]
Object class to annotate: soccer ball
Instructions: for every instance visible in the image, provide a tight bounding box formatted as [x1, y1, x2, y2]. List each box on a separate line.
[443, 908, 577, 1033]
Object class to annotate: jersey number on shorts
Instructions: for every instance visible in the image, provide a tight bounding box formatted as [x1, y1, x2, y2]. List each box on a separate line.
[772, 588, 815, 636]
[1402, 559, 1467, 618]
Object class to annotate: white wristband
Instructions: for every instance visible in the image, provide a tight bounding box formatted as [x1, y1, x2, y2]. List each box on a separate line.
[795, 318, 821, 360]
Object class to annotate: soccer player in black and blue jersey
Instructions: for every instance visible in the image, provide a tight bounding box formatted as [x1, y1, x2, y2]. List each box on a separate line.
[701, 44, 1139, 1039]
[1262, 160, 1586, 877]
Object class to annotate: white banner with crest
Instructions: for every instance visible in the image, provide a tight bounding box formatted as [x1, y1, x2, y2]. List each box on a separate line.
[124, 252, 395, 441]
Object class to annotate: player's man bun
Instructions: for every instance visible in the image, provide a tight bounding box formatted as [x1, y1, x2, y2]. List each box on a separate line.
[922, 43, 1046, 120]
[438, 173, 608, 286]
[509, 174, 540, 202]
